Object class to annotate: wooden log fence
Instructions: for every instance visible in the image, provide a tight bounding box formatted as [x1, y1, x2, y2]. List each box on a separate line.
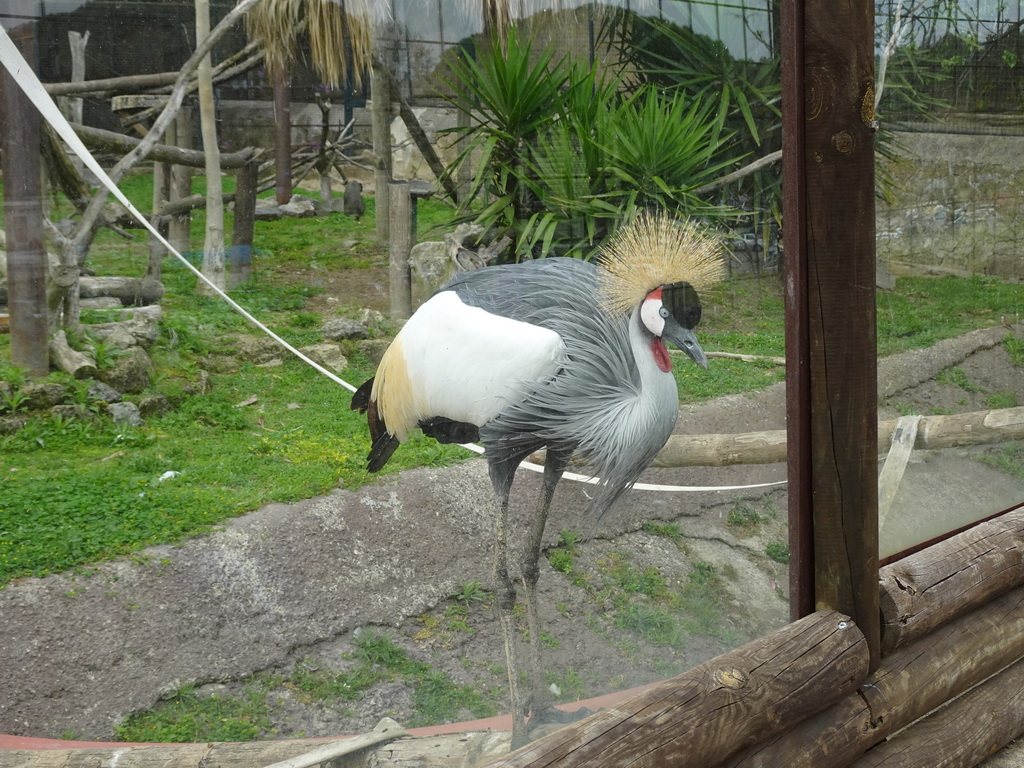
[652, 406, 1024, 468]
[483, 611, 869, 768]
[4, 507, 1024, 767]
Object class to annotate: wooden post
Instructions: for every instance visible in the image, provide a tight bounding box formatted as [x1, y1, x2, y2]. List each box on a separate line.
[229, 159, 258, 288]
[388, 181, 412, 318]
[371, 56, 393, 246]
[1, 20, 48, 377]
[273, 69, 292, 206]
[168, 106, 193, 255]
[782, 0, 880, 666]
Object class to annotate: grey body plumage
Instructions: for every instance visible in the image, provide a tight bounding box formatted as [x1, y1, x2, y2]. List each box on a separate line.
[444, 257, 678, 525]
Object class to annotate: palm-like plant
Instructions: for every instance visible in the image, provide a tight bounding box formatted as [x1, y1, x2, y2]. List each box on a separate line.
[442, 27, 573, 231]
[441, 30, 734, 261]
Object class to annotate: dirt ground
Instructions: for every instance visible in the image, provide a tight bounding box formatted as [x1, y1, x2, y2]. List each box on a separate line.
[0, 266, 1022, 753]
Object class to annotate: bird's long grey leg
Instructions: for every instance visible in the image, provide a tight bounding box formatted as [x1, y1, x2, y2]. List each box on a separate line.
[487, 453, 530, 749]
[520, 445, 572, 725]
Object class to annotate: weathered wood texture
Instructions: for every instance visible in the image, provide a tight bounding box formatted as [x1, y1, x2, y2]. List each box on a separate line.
[800, 0, 879, 663]
[168, 108, 193, 254]
[725, 585, 1024, 768]
[69, 122, 257, 169]
[848, 656, 1024, 768]
[263, 718, 404, 768]
[49, 329, 97, 379]
[876, 415, 920, 529]
[651, 407, 1024, 468]
[78, 276, 164, 306]
[879, 507, 1024, 654]
[371, 54, 393, 246]
[482, 611, 868, 768]
[0, 730, 511, 768]
[388, 182, 413, 318]
[2, 22, 49, 377]
[781, 0, 880, 643]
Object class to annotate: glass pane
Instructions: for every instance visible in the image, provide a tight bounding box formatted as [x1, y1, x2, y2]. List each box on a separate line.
[0, 0, 791, 746]
[874, 0, 1024, 559]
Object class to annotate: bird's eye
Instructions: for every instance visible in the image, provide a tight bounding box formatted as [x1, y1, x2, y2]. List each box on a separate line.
[659, 307, 669, 319]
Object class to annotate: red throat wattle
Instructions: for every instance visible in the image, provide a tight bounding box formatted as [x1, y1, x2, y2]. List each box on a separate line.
[651, 337, 672, 372]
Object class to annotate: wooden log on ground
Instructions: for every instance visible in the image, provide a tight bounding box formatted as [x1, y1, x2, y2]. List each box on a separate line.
[847, 655, 1024, 768]
[482, 611, 868, 768]
[263, 718, 404, 768]
[653, 407, 1024, 467]
[879, 507, 1024, 654]
[724, 585, 1024, 768]
[0, 730, 510, 768]
[49, 330, 97, 379]
[79, 276, 164, 306]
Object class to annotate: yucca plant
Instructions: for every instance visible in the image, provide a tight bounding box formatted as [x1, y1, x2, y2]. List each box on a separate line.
[440, 29, 734, 261]
[520, 85, 735, 260]
[441, 27, 573, 234]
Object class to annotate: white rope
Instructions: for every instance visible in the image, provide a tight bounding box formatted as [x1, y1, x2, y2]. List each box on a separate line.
[0, 28, 784, 495]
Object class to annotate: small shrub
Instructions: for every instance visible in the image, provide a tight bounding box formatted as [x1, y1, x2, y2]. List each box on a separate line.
[765, 541, 790, 564]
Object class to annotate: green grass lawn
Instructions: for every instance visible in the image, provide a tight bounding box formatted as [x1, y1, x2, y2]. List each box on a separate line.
[1, 174, 1023, 585]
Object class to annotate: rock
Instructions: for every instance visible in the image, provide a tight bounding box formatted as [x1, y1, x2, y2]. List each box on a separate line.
[87, 381, 122, 404]
[138, 394, 172, 417]
[876, 260, 897, 290]
[320, 318, 369, 341]
[99, 347, 153, 395]
[357, 338, 392, 367]
[280, 195, 316, 218]
[87, 323, 137, 350]
[183, 370, 211, 396]
[107, 400, 142, 427]
[0, 415, 27, 434]
[254, 202, 282, 221]
[410, 241, 453, 306]
[298, 343, 348, 373]
[235, 335, 282, 364]
[51, 404, 99, 422]
[357, 308, 386, 330]
[20, 382, 67, 410]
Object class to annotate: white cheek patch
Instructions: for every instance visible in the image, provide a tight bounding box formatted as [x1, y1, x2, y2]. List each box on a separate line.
[640, 297, 666, 337]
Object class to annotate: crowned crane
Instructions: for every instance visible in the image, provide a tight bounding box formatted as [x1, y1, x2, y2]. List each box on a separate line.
[351, 211, 724, 746]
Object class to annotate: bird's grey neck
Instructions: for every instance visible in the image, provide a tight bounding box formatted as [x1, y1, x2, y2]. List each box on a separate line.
[628, 305, 678, 411]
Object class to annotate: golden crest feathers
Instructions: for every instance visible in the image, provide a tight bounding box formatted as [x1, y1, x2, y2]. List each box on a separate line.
[598, 211, 726, 315]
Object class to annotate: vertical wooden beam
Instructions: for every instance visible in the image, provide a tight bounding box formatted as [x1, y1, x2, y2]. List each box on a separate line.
[782, 0, 880, 667]
[371, 55, 394, 247]
[388, 181, 412, 319]
[229, 159, 258, 288]
[1, 20, 48, 377]
[168, 107, 193, 255]
[273, 69, 292, 206]
[782, 0, 814, 623]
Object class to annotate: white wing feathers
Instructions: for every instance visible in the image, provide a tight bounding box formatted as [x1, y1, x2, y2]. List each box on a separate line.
[372, 291, 565, 441]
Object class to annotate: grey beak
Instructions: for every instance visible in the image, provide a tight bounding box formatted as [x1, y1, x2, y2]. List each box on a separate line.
[663, 322, 708, 370]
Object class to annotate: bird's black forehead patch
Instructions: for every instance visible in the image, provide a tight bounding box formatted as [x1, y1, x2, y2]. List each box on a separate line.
[661, 282, 702, 329]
